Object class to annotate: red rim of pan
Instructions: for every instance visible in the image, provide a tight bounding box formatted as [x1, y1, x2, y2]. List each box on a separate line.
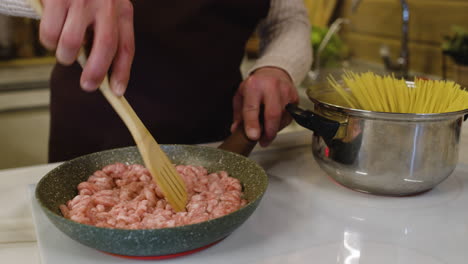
[102, 238, 225, 260]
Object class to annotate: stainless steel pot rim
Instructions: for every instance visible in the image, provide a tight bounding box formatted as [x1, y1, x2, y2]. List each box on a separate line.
[306, 81, 468, 121]
[309, 97, 468, 121]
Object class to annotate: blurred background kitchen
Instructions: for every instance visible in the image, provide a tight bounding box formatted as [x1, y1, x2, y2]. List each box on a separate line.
[1, 0, 468, 170]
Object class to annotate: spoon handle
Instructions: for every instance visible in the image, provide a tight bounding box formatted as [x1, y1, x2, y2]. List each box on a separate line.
[76, 52, 148, 143]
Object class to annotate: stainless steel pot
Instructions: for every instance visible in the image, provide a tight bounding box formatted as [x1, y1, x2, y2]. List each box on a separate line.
[287, 83, 468, 196]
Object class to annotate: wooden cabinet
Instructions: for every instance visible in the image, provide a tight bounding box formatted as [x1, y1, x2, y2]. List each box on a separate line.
[0, 60, 53, 169]
[338, 0, 468, 77]
[0, 105, 49, 169]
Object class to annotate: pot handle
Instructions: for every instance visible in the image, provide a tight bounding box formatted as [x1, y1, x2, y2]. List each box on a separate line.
[286, 103, 340, 141]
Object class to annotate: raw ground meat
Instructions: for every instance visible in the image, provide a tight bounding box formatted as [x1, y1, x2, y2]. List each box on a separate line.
[59, 163, 247, 229]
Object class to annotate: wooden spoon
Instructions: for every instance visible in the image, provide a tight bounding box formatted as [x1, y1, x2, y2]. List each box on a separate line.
[28, 0, 188, 212]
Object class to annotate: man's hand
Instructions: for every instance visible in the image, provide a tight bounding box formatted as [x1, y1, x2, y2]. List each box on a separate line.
[231, 67, 299, 147]
[39, 0, 135, 96]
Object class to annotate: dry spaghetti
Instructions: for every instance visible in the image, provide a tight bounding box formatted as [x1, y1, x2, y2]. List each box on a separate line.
[328, 71, 468, 114]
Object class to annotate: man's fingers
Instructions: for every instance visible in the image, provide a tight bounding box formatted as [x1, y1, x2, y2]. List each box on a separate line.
[39, 0, 68, 50]
[80, 3, 119, 91]
[231, 83, 245, 133]
[261, 84, 282, 145]
[110, 1, 134, 96]
[242, 77, 263, 141]
[56, 1, 90, 65]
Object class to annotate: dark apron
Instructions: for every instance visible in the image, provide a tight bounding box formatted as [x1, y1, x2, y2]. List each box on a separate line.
[48, 0, 270, 162]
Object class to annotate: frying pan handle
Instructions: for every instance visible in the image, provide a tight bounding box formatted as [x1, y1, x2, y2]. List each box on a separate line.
[219, 106, 265, 157]
[286, 103, 340, 141]
[218, 124, 257, 157]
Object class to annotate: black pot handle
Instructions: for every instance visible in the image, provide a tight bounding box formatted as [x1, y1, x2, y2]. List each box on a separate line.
[464, 114, 467, 121]
[286, 103, 340, 141]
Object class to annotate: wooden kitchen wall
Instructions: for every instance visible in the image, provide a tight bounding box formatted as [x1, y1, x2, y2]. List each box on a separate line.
[337, 0, 468, 77]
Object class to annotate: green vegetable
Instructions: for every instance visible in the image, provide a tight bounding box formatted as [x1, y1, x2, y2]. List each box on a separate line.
[442, 26, 468, 66]
[311, 26, 348, 68]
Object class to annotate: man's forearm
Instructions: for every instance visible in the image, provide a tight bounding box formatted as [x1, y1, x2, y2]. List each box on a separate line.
[249, 0, 313, 86]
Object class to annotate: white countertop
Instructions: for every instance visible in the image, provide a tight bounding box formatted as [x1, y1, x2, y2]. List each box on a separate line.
[1, 122, 468, 264]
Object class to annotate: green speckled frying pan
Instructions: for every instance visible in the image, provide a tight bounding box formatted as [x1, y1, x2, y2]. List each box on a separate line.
[35, 131, 268, 257]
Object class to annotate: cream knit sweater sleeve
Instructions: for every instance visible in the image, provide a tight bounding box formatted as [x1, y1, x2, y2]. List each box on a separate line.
[249, 0, 313, 86]
[0, 0, 38, 19]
